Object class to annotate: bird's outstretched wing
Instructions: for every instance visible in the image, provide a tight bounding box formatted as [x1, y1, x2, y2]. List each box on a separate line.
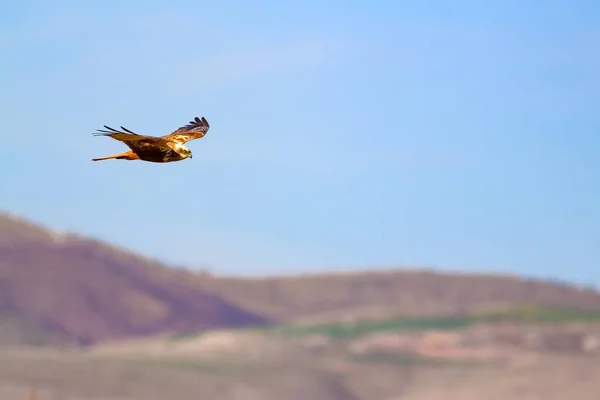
[93, 125, 171, 152]
[162, 116, 210, 144]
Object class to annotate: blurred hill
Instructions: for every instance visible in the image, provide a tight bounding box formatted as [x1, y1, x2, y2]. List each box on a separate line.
[0, 212, 270, 346]
[200, 269, 600, 325]
[2, 211, 600, 399]
[2, 210, 600, 348]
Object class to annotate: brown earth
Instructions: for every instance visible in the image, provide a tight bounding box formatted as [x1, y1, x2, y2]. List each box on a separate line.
[198, 270, 600, 324]
[0, 213, 270, 346]
[1, 321, 600, 400]
[3, 211, 600, 399]
[2, 210, 600, 347]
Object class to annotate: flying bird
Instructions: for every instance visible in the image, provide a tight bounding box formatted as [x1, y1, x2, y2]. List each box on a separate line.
[91, 116, 210, 163]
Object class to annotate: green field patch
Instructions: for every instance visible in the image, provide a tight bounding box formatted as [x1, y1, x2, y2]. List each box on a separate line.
[166, 307, 600, 342]
[475, 306, 600, 324]
[266, 306, 600, 339]
[350, 352, 488, 368]
[269, 315, 474, 338]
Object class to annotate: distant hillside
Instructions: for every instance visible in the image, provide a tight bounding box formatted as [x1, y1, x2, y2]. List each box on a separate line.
[0, 212, 270, 346]
[2, 211, 600, 347]
[198, 270, 600, 325]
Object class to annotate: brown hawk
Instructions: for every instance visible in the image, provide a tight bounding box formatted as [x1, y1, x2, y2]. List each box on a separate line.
[91, 116, 210, 163]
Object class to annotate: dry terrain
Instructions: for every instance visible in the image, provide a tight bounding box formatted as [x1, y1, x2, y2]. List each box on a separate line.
[1, 210, 600, 399]
[0, 213, 269, 346]
[1, 317, 600, 400]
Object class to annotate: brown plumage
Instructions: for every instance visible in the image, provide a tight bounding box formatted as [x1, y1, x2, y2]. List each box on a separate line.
[91, 116, 210, 163]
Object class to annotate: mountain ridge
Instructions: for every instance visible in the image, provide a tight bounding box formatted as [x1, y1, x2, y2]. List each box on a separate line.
[1, 210, 599, 346]
[0, 211, 271, 346]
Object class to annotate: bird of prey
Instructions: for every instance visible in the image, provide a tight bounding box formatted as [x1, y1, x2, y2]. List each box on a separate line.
[91, 116, 210, 163]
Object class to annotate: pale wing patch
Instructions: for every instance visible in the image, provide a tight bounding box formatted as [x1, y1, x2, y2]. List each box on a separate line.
[166, 142, 191, 157]
[162, 116, 210, 144]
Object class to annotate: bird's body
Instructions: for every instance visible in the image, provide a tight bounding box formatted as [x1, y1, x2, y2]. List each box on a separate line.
[91, 116, 210, 163]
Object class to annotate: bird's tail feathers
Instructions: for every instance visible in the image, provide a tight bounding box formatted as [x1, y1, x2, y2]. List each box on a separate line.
[91, 151, 139, 161]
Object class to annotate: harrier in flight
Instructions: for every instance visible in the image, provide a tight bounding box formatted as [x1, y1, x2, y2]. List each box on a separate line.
[91, 116, 210, 163]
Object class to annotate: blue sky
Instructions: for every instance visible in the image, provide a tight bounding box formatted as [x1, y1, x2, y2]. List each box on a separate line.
[1, 0, 599, 285]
